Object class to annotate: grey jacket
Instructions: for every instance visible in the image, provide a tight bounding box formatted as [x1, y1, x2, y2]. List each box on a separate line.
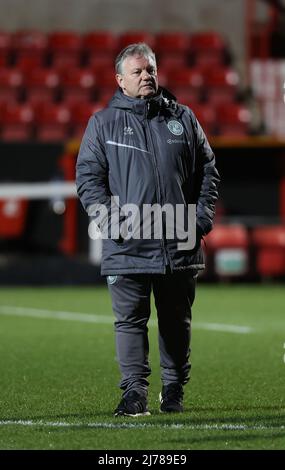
[76, 87, 220, 275]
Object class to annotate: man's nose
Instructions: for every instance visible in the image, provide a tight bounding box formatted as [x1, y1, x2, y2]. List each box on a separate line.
[141, 70, 152, 80]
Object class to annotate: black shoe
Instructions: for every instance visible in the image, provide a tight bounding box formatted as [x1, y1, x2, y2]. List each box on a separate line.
[159, 383, 184, 413]
[114, 390, 151, 417]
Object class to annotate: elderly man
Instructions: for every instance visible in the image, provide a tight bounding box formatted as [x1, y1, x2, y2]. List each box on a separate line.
[76, 43, 220, 416]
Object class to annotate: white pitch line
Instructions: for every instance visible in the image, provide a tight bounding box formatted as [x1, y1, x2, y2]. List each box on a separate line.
[193, 322, 253, 334]
[0, 420, 283, 431]
[0, 305, 254, 334]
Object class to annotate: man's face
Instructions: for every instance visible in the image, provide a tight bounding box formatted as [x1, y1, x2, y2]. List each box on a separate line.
[116, 54, 158, 99]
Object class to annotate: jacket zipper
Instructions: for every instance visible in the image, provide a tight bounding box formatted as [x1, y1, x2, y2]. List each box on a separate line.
[145, 102, 170, 271]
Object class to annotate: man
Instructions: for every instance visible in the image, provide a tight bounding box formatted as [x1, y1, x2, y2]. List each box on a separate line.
[76, 43, 220, 417]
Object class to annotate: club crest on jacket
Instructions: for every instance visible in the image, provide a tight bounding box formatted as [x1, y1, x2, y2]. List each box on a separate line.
[167, 120, 183, 136]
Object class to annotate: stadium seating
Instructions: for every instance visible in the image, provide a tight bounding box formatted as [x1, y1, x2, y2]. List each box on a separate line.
[93, 67, 117, 103]
[167, 68, 204, 104]
[0, 31, 12, 66]
[0, 30, 252, 141]
[205, 224, 249, 277]
[216, 103, 251, 136]
[70, 101, 105, 139]
[24, 67, 60, 106]
[118, 32, 156, 51]
[156, 33, 190, 69]
[35, 103, 71, 142]
[0, 67, 23, 105]
[60, 68, 96, 105]
[48, 32, 82, 69]
[12, 30, 48, 69]
[204, 67, 239, 105]
[82, 32, 117, 68]
[189, 32, 227, 67]
[189, 104, 217, 135]
[251, 226, 285, 277]
[0, 103, 34, 141]
[0, 199, 28, 238]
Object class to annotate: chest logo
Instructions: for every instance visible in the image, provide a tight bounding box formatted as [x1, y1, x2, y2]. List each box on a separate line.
[167, 120, 184, 136]
[124, 126, 134, 136]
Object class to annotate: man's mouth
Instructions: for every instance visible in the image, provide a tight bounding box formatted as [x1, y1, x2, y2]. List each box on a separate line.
[141, 83, 154, 88]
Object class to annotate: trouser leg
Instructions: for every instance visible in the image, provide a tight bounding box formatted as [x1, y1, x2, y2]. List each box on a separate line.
[107, 274, 152, 397]
[152, 270, 197, 386]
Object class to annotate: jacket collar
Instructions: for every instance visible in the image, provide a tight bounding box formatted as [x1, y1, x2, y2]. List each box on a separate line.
[108, 87, 178, 119]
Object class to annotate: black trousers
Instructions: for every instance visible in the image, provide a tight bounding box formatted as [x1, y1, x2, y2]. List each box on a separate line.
[107, 269, 197, 397]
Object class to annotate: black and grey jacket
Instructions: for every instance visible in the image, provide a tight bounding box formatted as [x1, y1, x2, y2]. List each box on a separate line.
[76, 87, 220, 275]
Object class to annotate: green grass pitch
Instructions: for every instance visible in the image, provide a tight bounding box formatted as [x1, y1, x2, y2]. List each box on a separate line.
[0, 283, 284, 450]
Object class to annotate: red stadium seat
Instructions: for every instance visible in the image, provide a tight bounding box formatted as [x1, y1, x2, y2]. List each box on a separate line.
[190, 104, 217, 135]
[60, 68, 96, 105]
[216, 103, 251, 136]
[70, 101, 105, 139]
[156, 33, 190, 69]
[167, 68, 204, 104]
[36, 103, 71, 142]
[157, 53, 189, 70]
[49, 32, 82, 69]
[0, 199, 28, 238]
[157, 68, 168, 88]
[83, 31, 118, 52]
[205, 224, 249, 277]
[93, 68, 117, 102]
[12, 30, 48, 69]
[251, 226, 285, 277]
[190, 32, 226, 67]
[82, 32, 118, 68]
[24, 67, 60, 105]
[0, 31, 12, 66]
[0, 103, 34, 141]
[0, 67, 23, 105]
[118, 32, 156, 50]
[156, 33, 190, 53]
[204, 67, 239, 105]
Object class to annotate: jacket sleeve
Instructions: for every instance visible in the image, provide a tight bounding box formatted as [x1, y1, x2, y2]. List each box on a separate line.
[190, 111, 221, 236]
[76, 115, 112, 233]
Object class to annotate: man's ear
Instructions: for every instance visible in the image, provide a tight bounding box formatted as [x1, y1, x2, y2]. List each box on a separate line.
[116, 74, 123, 88]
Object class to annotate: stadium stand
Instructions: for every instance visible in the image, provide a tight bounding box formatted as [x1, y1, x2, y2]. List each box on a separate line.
[82, 32, 117, 68]
[35, 102, 71, 142]
[189, 31, 228, 67]
[60, 67, 96, 105]
[205, 224, 249, 278]
[12, 30, 48, 69]
[0, 30, 254, 140]
[0, 103, 34, 141]
[118, 32, 156, 51]
[0, 198, 28, 237]
[251, 225, 285, 278]
[24, 67, 60, 106]
[0, 31, 12, 67]
[48, 31, 82, 70]
[0, 67, 23, 105]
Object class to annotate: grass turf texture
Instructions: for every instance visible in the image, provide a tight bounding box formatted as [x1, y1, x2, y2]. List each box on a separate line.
[0, 284, 284, 450]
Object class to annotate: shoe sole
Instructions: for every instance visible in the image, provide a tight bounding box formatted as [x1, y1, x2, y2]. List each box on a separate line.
[114, 411, 151, 417]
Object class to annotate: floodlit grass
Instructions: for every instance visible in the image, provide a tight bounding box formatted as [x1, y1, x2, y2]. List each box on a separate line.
[0, 284, 284, 450]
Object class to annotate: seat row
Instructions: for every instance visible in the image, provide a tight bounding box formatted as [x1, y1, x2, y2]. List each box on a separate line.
[204, 224, 285, 279]
[0, 64, 245, 108]
[0, 30, 231, 69]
